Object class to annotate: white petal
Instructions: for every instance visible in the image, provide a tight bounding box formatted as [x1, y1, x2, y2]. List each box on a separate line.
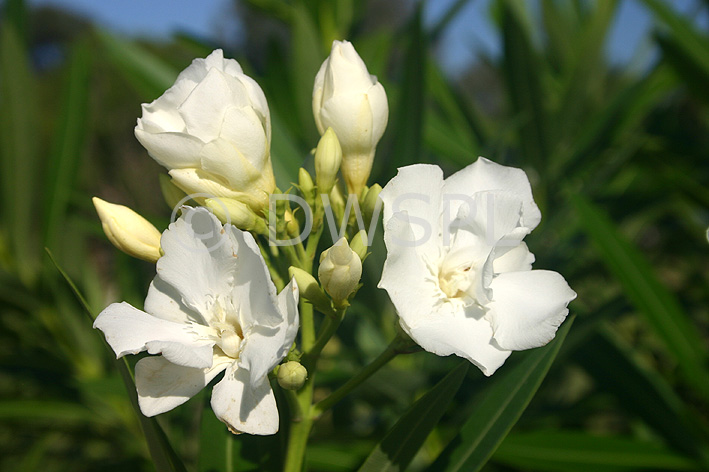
[157, 207, 239, 319]
[94, 302, 214, 368]
[144, 276, 206, 325]
[134, 128, 204, 170]
[443, 157, 541, 231]
[217, 106, 268, 170]
[379, 164, 444, 261]
[486, 270, 577, 351]
[211, 365, 279, 435]
[239, 279, 299, 385]
[493, 242, 535, 273]
[178, 68, 232, 141]
[404, 303, 511, 376]
[226, 227, 283, 329]
[378, 212, 441, 328]
[136, 355, 230, 417]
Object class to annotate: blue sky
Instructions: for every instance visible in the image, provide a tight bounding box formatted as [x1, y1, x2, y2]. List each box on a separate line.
[28, 0, 708, 75]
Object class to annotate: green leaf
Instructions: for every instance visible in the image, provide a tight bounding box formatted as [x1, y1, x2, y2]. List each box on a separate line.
[571, 195, 709, 398]
[494, 431, 702, 472]
[428, 316, 574, 472]
[500, 0, 551, 168]
[289, 4, 322, 142]
[95, 30, 179, 100]
[357, 361, 469, 472]
[45, 249, 188, 472]
[44, 39, 91, 252]
[0, 21, 40, 283]
[573, 326, 709, 461]
[385, 4, 426, 171]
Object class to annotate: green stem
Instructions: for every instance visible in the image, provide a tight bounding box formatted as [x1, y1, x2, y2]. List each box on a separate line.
[283, 374, 314, 472]
[311, 336, 404, 418]
[304, 311, 343, 364]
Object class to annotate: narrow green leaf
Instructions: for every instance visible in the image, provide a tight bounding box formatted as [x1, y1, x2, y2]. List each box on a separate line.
[45, 249, 188, 472]
[500, 0, 551, 168]
[95, 30, 178, 100]
[571, 195, 709, 398]
[574, 326, 709, 460]
[290, 4, 322, 142]
[429, 316, 574, 472]
[198, 399, 231, 472]
[386, 5, 426, 171]
[44, 39, 91, 251]
[494, 431, 702, 472]
[358, 361, 469, 472]
[0, 400, 98, 423]
[0, 21, 40, 283]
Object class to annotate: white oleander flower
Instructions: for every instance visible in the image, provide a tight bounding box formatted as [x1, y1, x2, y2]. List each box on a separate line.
[135, 50, 275, 210]
[312, 40, 388, 196]
[94, 207, 299, 435]
[378, 158, 576, 376]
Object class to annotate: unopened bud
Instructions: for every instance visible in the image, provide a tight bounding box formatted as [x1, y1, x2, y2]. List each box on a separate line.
[92, 197, 162, 263]
[277, 361, 307, 390]
[288, 266, 332, 312]
[205, 198, 267, 234]
[349, 230, 369, 260]
[362, 183, 382, 225]
[314, 128, 342, 195]
[285, 210, 300, 236]
[298, 167, 315, 204]
[318, 238, 362, 304]
[159, 174, 188, 210]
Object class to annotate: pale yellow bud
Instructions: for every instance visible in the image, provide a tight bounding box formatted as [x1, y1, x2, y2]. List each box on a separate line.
[314, 128, 342, 195]
[288, 267, 331, 311]
[299, 167, 315, 202]
[205, 198, 266, 234]
[92, 197, 162, 263]
[362, 183, 382, 224]
[277, 361, 308, 390]
[318, 238, 362, 304]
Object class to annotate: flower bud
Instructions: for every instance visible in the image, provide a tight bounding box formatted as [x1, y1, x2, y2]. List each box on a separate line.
[362, 183, 382, 226]
[205, 198, 267, 234]
[349, 230, 369, 261]
[159, 174, 188, 211]
[318, 238, 362, 304]
[298, 167, 315, 206]
[92, 197, 162, 263]
[135, 49, 275, 211]
[288, 267, 332, 313]
[277, 361, 307, 390]
[313, 41, 388, 196]
[314, 128, 342, 195]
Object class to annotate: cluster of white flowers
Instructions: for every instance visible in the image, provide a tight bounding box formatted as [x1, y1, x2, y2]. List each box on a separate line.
[92, 40, 575, 436]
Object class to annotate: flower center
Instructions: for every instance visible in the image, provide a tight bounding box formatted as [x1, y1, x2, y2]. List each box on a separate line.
[216, 324, 243, 359]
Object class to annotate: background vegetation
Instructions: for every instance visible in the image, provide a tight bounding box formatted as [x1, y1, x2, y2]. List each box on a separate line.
[1, 0, 707, 470]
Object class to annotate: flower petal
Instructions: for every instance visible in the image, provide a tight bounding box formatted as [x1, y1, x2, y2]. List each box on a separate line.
[493, 242, 535, 273]
[211, 364, 279, 435]
[226, 226, 284, 329]
[486, 270, 577, 351]
[404, 303, 511, 376]
[144, 276, 206, 325]
[94, 302, 214, 368]
[178, 68, 232, 141]
[156, 207, 239, 320]
[379, 164, 444, 261]
[136, 355, 230, 417]
[443, 157, 541, 231]
[134, 128, 204, 169]
[239, 279, 300, 385]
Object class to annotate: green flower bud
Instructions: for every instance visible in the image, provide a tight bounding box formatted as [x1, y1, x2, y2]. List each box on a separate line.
[205, 198, 267, 234]
[318, 238, 362, 305]
[277, 361, 308, 390]
[314, 128, 342, 195]
[298, 167, 315, 205]
[349, 230, 369, 260]
[362, 183, 382, 225]
[288, 267, 332, 312]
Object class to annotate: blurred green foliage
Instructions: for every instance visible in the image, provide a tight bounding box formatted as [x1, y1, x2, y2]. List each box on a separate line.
[0, 0, 707, 470]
